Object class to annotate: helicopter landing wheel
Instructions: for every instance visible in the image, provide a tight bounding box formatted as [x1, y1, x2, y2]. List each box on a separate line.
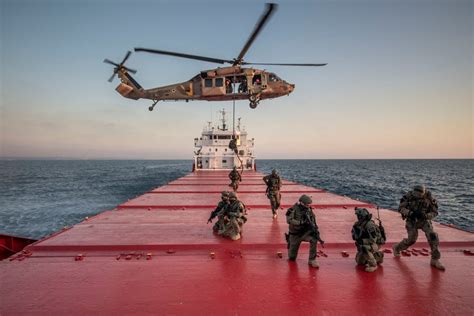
[250, 101, 257, 109]
[148, 100, 159, 111]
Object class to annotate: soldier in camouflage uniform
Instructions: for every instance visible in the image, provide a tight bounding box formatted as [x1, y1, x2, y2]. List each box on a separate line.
[207, 191, 230, 233]
[392, 185, 445, 270]
[228, 167, 242, 192]
[285, 195, 324, 268]
[219, 191, 247, 241]
[352, 208, 385, 272]
[263, 169, 282, 219]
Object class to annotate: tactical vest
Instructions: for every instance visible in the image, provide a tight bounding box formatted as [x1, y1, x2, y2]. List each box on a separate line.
[402, 191, 438, 221]
[352, 220, 384, 245]
[286, 204, 313, 234]
[229, 171, 240, 181]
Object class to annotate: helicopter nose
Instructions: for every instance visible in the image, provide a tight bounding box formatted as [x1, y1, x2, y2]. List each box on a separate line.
[288, 83, 295, 93]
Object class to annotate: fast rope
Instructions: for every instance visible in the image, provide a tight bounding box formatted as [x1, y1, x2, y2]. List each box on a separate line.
[229, 71, 244, 176]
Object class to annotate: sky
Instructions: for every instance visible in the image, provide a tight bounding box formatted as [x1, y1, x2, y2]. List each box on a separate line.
[0, 0, 472, 159]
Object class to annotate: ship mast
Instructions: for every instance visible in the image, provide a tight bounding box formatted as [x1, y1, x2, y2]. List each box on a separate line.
[218, 108, 227, 131]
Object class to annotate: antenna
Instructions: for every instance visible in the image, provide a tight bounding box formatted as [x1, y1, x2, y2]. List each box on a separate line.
[219, 108, 227, 131]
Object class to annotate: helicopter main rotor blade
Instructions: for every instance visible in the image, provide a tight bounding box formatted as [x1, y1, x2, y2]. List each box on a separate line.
[242, 62, 327, 67]
[134, 48, 234, 65]
[234, 3, 277, 65]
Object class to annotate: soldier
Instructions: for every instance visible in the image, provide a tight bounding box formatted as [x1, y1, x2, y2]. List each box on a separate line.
[351, 208, 385, 272]
[263, 169, 282, 219]
[219, 191, 247, 241]
[207, 191, 230, 233]
[228, 166, 241, 191]
[392, 185, 445, 270]
[285, 195, 324, 268]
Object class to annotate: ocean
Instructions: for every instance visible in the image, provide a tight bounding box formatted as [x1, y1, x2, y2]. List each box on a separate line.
[0, 159, 472, 239]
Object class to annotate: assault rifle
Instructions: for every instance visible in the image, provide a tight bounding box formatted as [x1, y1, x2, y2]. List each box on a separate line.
[304, 209, 325, 248]
[376, 206, 387, 244]
[207, 204, 225, 223]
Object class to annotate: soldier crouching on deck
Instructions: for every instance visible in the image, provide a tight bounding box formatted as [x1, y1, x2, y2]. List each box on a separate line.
[263, 169, 282, 219]
[285, 195, 324, 268]
[392, 185, 445, 270]
[207, 191, 230, 233]
[352, 208, 385, 272]
[228, 166, 241, 192]
[219, 192, 247, 241]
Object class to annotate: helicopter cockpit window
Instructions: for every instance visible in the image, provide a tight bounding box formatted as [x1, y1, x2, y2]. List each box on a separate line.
[269, 73, 280, 82]
[204, 78, 213, 88]
[215, 78, 223, 87]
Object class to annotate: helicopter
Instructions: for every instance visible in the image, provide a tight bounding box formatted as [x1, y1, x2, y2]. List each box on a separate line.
[104, 3, 326, 111]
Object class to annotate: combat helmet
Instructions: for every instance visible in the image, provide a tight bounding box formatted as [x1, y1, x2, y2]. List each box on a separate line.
[299, 195, 312, 205]
[355, 207, 372, 221]
[413, 185, 426, 198]
[228, 191, 238, 200]
[221, 191, 230, 199]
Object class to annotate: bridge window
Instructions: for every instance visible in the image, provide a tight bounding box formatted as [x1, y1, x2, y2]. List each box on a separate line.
[205, 78, 213, 88]
[215, 78, 223, 87]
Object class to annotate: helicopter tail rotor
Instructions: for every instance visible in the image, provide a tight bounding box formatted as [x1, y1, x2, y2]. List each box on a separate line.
[104, 51, 137, 82]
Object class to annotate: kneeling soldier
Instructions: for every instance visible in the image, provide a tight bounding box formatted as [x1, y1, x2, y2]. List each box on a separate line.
[207, 191, 230, 233]
[393, 185, 445, 270]
[220, 192, 247, 241]
[352, 207, 385, 272]
[285, 195, 324, 268]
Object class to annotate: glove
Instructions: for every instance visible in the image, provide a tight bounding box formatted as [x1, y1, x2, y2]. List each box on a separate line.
[425, 213, 435, 220]
[400, 208, 410, 217]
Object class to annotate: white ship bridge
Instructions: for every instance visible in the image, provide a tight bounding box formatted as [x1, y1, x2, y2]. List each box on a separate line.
[193, 110, 256, 171]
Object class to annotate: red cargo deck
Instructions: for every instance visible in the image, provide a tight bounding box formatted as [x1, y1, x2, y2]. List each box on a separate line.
[1, 171, 473, 315]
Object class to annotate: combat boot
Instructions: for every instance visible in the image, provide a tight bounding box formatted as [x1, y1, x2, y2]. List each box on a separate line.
[308, 260, 320, 269]
[430, 259, 445, 270]
[392, 243, 401, 257]
[231, 233, 241, 241]
[365, 265, 377, 273]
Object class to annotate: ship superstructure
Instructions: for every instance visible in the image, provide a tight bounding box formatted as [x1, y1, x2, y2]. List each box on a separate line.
[193, 109, 255, 171]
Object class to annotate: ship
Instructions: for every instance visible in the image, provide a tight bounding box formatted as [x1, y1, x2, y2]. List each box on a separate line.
[1, 113, 473, 315]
